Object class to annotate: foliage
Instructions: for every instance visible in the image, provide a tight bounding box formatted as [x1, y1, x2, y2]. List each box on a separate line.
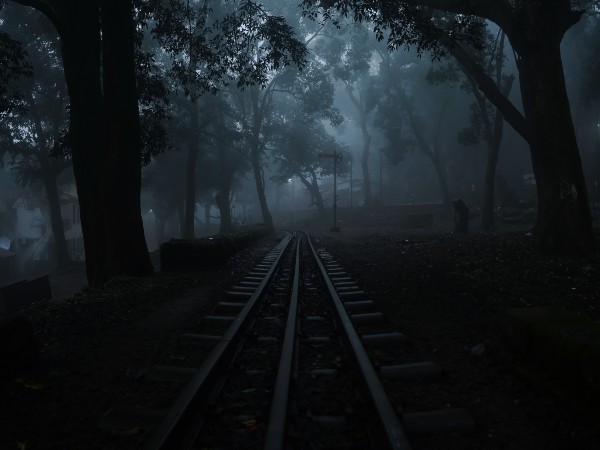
[147, 0, 307, 97]
[0, 24, 32, 115]
[301, 0, 487, 59]
[0, 4, 70, 186]
[272, 118, 348, 184]
[135, 47, 172, 165]
[277, 59, 343, 126]
[580, 14, 600, 107]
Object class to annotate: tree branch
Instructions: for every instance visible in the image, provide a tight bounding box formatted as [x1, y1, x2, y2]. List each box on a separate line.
[400, 0, 512, 26]
[448, 40, 531, 143]
[9, 0, 66, 38]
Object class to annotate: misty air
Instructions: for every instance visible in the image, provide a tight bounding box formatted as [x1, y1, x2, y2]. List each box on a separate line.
[1, 1, 599, 449]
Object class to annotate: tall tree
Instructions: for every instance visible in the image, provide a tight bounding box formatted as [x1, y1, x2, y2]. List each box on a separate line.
[0, 4, 72, 268]
[274, 119, 348, 221]
[149, 0, 306, 234]
[304, 0, 598, 254]
[371, 48, 455, 207]
[316, 25, 380, 207]
[269, 57, 343, 221]
[429, 30, 514, 230]
[5, 0, 305, 286]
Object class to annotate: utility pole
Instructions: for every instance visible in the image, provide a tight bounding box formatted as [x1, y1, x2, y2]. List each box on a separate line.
[379, 152, 383, 207]
[596, 121, 600, 200]
[288, 178, 295, 224]
[319, 150, 343, 232]
[350, 154, 353, 209]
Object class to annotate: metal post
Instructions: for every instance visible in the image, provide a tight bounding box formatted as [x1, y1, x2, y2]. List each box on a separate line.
[350, 154, 353, 209]
[318, 151, 342, 232]
[379, 152, 383, 207]
[288, 178, 294, 224]
[596, 121, 600, 199]
[332, 150, 340, 232]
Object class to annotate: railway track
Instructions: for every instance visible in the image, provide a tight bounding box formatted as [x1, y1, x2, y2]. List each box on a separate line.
[100, 230, 474, 449]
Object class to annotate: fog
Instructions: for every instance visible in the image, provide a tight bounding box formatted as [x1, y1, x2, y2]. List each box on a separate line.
[1, 1, 599, 281]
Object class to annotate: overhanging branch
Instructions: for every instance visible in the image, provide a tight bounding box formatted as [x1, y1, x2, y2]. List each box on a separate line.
[448, 40, 531, 144]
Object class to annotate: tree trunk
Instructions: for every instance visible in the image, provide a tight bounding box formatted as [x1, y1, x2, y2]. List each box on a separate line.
[183, 101, 199, 239]
[250, 145, 274, 229]
[480, 77, 511, 232]
[215, 191, 231, 233]
[361, 132, 372, 208]
[514, 37, 593, 254]
[216, 138, 233, 233]
[300, 172, 327, 221]
[177, 200, 185, 238]
[407, 109, 451, 208]
[309, 171, 327, 220]
[346, 84, 373, 208]
[429, 150, 451, 207]
[203, 200, 211, 235]
[100, 0, 153, 279]
[41, 166, 71, 269]
[248, 86, 274, 230]
[28, 92, 71, 270]
[481, 138, 501, 231]
[60, 2, 108, 286]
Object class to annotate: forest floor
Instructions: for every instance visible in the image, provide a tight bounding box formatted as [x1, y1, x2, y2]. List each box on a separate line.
[1, 216, 600, 450]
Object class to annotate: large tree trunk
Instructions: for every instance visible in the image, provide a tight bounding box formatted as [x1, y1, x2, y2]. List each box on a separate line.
[60, 2, 109, 286]
[514, 33, 593, 254]
[443, 3, 593, 254]
[18, 0, 152, 285]
[100, 0, 153, 279]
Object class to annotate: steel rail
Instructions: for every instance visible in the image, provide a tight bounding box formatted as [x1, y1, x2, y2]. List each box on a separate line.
[263, 234, 300, 450]
[306, 234, 413, 450]
[145, 233, 294, 450]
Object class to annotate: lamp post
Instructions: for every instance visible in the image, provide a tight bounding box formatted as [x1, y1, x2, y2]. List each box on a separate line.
[319, 150, 343, 232]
